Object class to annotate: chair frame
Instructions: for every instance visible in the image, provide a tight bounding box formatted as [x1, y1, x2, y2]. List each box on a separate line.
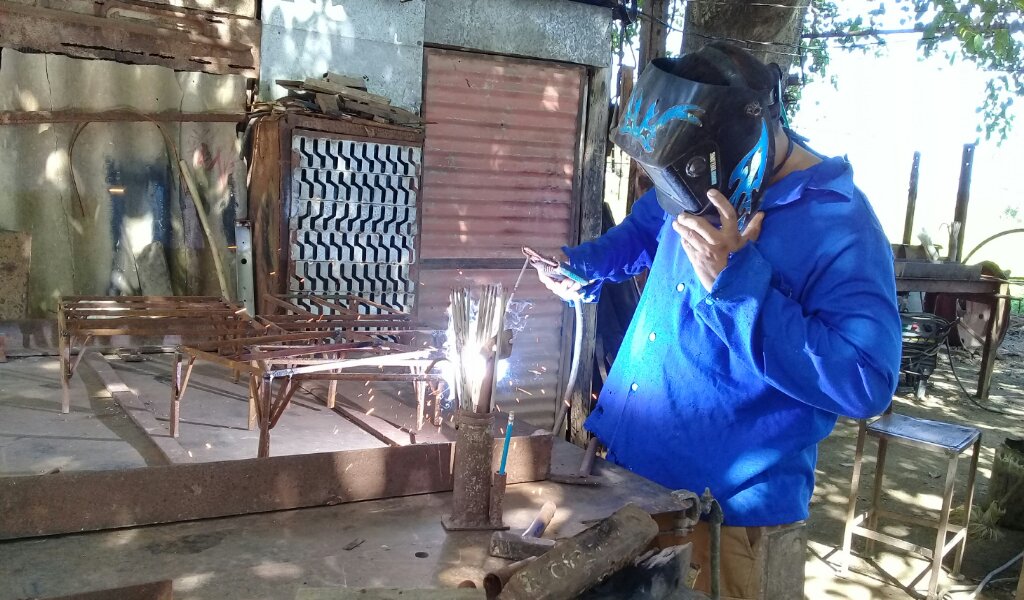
[840, 410, 981, 600]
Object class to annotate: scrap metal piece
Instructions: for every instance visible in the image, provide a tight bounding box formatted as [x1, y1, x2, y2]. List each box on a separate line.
[489, 501, 558, 561]
[498, 504, 660, 600]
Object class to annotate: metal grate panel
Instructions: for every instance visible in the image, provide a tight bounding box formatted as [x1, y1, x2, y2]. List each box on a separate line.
[289, 134, 421, 311]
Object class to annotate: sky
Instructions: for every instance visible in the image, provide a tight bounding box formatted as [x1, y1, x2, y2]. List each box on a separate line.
[793, 38, 1024, 275]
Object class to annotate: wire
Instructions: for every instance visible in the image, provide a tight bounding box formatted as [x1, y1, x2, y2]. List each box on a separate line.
[943, 338, 1016, 416]
[958, 548, 1024, 600]
[963, 228, 1024, 263]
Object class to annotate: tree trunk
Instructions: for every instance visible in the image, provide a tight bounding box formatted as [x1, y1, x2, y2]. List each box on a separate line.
[681, 0, 811, 75]
[625, 0, 670, 215]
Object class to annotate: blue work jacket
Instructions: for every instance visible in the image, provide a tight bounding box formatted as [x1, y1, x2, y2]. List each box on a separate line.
[565, 156, 902, 527]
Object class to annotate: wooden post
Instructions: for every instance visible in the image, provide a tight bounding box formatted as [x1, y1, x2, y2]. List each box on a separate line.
[948, 143, 975, 263]
[625, 0, 669, 216]
[568, 65, 611, 447]
[903, 151, 921, 246]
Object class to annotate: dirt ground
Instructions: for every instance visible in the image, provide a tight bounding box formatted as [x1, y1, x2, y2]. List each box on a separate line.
[806, 312, 1024, 599]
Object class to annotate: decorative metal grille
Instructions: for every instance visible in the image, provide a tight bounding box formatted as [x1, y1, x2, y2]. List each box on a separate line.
[289, 134, 420, 313]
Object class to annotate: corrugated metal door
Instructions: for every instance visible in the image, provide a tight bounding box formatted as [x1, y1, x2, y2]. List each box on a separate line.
[419, 48, 585, 429]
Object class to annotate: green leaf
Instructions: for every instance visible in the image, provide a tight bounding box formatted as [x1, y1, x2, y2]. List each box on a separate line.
[972, 32, 984, 53]
[995, 29, 1010, 56]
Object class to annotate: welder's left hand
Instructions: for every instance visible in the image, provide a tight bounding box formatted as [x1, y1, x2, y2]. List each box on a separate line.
[672, 189, 765, 292]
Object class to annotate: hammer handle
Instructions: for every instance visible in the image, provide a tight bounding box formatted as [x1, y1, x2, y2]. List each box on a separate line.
[578, 437, 599, 477]
[522, 501, 557, 539]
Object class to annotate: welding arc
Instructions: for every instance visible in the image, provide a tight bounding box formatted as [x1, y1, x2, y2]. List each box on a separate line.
[449, 284, 509, 413]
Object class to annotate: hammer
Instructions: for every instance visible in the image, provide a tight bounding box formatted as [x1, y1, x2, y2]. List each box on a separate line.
[488, 501, 557, 560]
[548, 437, 601, 486]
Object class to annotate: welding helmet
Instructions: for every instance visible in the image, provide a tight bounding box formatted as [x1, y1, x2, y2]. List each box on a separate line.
[611, 43, 785, 222]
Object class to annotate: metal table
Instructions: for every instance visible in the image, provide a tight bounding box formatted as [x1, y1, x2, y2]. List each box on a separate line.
[895, 272, 1011, 400]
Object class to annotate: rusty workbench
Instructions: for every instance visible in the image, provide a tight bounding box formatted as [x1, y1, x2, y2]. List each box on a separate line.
[0, 440, 698, 599]
[895, 269, 1011, 400]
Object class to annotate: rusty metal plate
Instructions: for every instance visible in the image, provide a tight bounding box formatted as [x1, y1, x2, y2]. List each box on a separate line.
[0, 434, 551, 540]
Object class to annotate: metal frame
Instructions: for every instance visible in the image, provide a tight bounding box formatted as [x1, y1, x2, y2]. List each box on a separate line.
[57, 295, 265, 414]
[841, 411, 982, 600]
[171, 294, 446, 457]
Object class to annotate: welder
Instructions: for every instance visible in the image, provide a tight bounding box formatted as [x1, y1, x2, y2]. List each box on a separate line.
[537, 42, 902, 599]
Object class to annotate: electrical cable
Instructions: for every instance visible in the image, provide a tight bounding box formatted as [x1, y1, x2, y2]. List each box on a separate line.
[551, 301, 585, 437]
[943, 338, 1016, 416]
[954, 548, 1024, 600]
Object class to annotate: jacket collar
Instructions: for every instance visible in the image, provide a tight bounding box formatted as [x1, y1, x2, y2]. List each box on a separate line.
[761, 156, 856, 210]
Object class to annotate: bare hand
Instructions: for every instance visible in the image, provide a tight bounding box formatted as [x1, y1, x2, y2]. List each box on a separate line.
[535, 251, 583, 301]
[672, 189, 765, 292]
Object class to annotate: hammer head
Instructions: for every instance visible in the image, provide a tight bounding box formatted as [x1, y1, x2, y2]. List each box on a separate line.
[488, 531, 556, 561]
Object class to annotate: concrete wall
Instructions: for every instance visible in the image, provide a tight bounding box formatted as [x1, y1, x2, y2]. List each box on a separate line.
[0, 49, 246, 317]
[259, 0, 426, 112]
[258, 0, 612, 111]
[424, 0, 612, 68]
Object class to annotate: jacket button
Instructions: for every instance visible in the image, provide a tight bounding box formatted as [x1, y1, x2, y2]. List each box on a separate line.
[676, 283, 686, 292]
[630, 383, 638, 392]
[648, 332, 657, 342]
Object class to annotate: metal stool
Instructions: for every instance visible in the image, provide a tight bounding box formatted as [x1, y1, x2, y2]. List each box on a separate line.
[841, 412, 982, 600]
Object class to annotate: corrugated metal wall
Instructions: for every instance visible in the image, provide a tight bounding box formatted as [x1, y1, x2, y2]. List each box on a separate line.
[418, 49, 585, 429]
[0, 49, 247, 317]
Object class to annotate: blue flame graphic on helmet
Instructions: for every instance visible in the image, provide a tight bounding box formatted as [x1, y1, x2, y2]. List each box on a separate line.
[728, 120, 769, 222]
[619, 92, 703, 153]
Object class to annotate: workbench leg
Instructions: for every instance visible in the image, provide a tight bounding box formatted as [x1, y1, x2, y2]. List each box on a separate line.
[840, 420, 868, 576]
[257, 377, 272, 458]
[58, 331, 72, 414]
[866, 437, 888, 554]
[953, 437, 982, 575]
[327, 379, 338, 410]
[247, 373, 258, 431]
[927, 454, 960, 600]
[171, 352, 182, 437]
[977, 292, 1007, 400]
[170, 354, 196, 438]
[413, 367, 426, 432]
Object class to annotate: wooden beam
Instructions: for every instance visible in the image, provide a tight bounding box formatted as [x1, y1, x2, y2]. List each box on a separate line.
[568, 66, 610, 447]
[0, 2, 259, 77]
[0, 110, 246, 126]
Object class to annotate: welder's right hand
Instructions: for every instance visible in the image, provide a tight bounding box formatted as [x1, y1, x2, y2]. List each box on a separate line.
[535, 251, 583, 302]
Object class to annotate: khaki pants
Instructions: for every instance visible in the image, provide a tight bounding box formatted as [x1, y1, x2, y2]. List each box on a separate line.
[653, 518, 806, 600]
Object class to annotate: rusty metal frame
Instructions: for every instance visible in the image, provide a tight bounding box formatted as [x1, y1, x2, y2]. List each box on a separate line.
[57, 296, 270, 414]
[0, 1, 259, 77]
[176, 336, 445, 458]
[0, 437, 551, 541]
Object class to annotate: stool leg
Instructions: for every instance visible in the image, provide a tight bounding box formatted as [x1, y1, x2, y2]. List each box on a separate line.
[866, 436, 889, 555]
[841, 420, 868, 575]
[927, 453, 960, 600]
[953, 437, 982, 575]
